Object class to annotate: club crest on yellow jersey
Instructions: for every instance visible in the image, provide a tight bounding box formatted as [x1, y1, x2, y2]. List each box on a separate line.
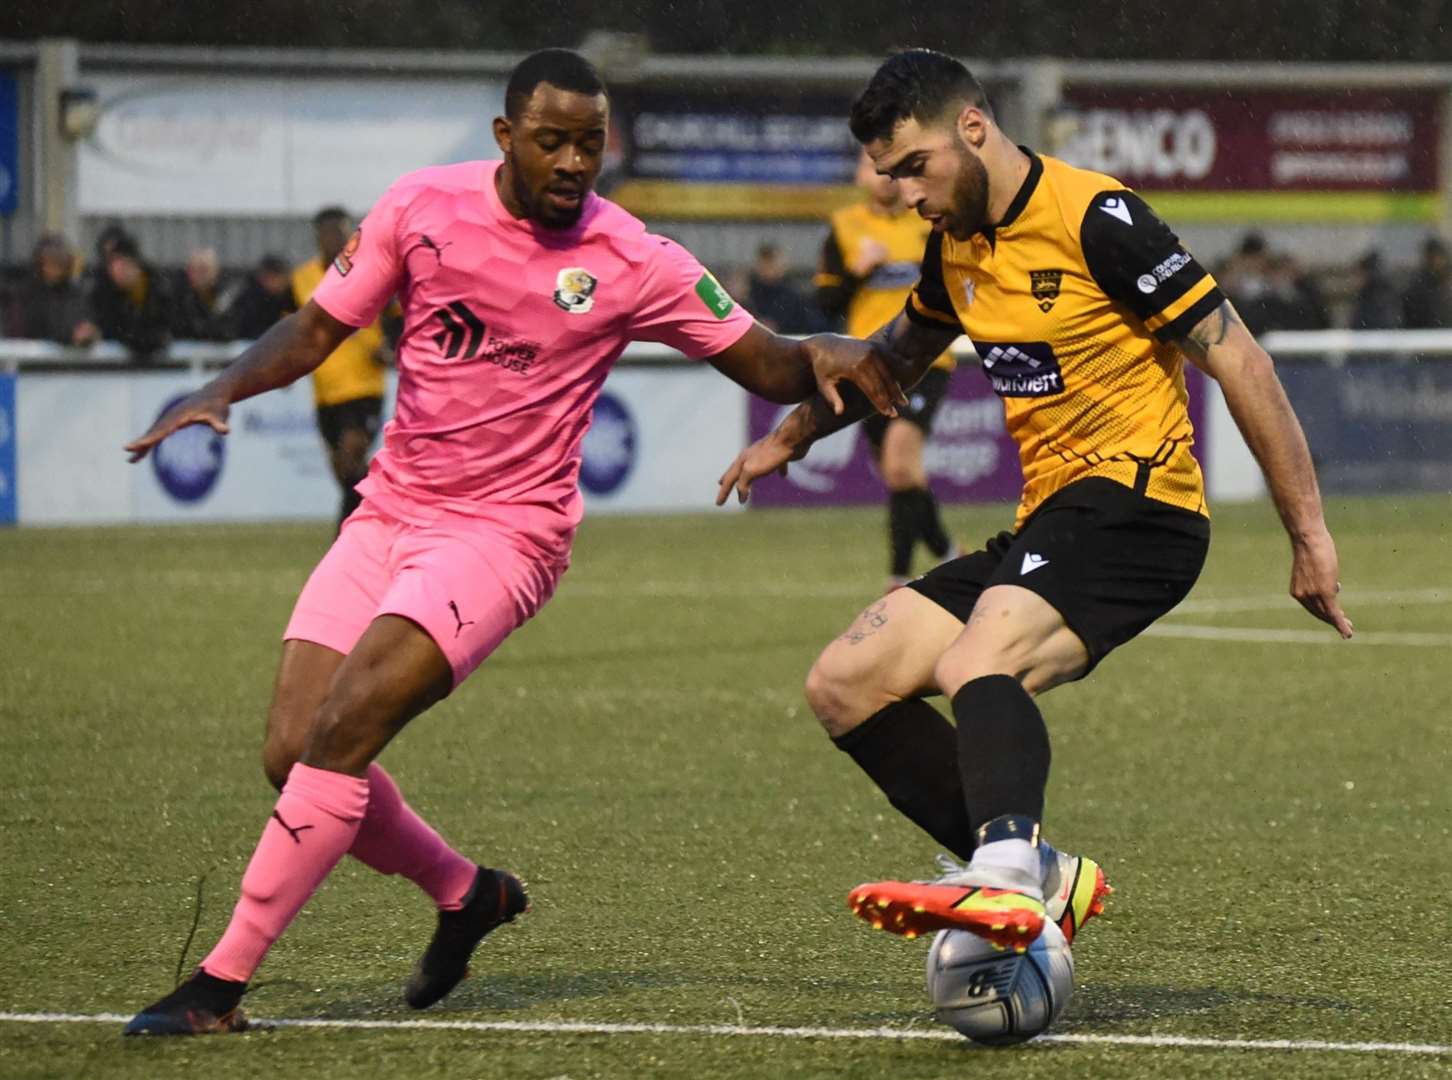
[1029, 269, 1063, 313]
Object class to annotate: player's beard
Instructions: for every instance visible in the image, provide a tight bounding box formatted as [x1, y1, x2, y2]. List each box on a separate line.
[507, 158, 587, 230]
[943, 138, 991, 241]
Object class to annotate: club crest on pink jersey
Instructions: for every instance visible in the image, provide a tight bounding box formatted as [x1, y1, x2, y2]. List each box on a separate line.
[553, 267, 598, 314]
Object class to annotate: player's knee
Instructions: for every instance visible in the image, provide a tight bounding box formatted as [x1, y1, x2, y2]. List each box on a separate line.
[305, 683, 393, 774]
[260, 735, 302, 791]
[933, 648, 1022, 700]
[805, 648, 876, 738]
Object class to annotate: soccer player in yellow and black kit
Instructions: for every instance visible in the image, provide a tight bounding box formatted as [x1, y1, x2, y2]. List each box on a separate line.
[293, 206, 389, 530]
[817, 151, 960, 590]
[719, 50, 1352, 952]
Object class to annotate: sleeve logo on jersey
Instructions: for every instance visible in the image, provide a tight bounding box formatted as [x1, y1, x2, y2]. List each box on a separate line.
[694, 271, 736, 320]
[866, 260, 921, 291]
[1029, 269, 1064, 312]
[973, 340, 1064, 397]
[334, 228, 361, 277]
[1136, 251, 1194, 294]
[553, 267, 599, 314]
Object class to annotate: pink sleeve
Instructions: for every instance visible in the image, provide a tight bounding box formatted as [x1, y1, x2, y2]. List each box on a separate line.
[627, 236, 755, 359]
[311, 184, 407, 328]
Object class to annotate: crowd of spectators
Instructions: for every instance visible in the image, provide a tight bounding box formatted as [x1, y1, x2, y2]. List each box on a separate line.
[0, 225, 300, 359]
[2, 225, 1450, 353]
[1217, 231, 1452, 335]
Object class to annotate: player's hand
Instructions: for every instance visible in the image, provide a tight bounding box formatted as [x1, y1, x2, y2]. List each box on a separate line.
[849, 238, 890, 278]
[124, 389, 232, 463]
[803, 335, 907, 418]
[1290, 527, 1353, 638]
[716, 433, 803, 506]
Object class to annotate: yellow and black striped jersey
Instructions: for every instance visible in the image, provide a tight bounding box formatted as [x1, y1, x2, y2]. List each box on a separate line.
[817, 202, 954, 372]
[907, 149, 1223, 527]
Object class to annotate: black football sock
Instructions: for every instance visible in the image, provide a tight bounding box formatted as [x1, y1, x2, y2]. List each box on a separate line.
[952, 674, 1051, 826]
[887, 489, 918, 577]
[832, 699, 975, 859]
[912, 488, 953, 560]
[337, 479, 365, 533]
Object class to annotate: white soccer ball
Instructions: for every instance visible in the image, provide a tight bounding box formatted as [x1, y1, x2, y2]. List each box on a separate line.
[924, 921, 1074, 1045]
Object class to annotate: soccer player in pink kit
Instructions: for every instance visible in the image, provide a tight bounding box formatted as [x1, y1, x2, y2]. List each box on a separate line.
[121, 49, 904, 1036]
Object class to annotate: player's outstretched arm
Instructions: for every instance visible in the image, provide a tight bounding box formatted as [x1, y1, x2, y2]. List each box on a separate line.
[715, 313, 957, 505]
[707, 321, 908, 416]
[124, 300, 357, 462]
[1173, 300, 1353, 638]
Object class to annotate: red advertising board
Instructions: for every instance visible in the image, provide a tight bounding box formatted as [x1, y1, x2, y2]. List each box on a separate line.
[1052, 88, 1442, 218]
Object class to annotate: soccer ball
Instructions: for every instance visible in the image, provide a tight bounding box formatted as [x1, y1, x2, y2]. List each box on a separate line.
[924, 921, 1074, 1045]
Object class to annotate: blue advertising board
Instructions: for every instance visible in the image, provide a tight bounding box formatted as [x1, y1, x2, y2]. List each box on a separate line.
[1279, 360, 1452, 494]
[0, 71, 18, 216]
[0, 374, 16, 523]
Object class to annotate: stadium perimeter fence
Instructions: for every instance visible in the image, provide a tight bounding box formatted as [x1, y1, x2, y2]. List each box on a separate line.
[0, 332, 1447, 528]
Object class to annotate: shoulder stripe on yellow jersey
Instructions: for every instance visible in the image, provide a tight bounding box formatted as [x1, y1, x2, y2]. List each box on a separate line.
[1144, 276, 1218, 333]
[906, 291, 963, 329]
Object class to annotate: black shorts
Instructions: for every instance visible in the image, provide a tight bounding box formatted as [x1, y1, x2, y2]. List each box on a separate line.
[907, 477, 1210, 674]
[864, 366, 951, 450]
[316, 396, 384, 452]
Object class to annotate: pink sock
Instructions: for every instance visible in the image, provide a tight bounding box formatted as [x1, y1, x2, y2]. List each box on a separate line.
[348, 763, 478, 911]
[201, 763, 370, 983]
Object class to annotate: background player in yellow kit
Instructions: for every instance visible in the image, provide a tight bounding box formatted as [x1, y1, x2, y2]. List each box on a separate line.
[292, 206, 390, 530]
[816, 151, 960, 591]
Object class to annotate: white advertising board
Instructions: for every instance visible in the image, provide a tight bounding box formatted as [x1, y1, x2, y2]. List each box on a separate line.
[79, 73, 505, 216]
[15, 365, 742, 524]
[579, 366, 747, 514]
[130, 374, 341, 521]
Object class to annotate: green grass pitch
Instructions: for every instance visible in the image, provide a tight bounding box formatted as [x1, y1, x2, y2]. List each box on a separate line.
[1, 495, 1449, 1079]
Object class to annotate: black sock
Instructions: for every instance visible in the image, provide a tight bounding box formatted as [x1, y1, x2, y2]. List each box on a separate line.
[337, 481, 365, 533]
[832, 700, 975, 859]
[912, 488, 953, 559]
[952, 674, 1051, 824]
[887, 490, 918, 576]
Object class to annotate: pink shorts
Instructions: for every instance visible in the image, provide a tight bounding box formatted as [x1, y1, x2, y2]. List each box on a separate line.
[284, 501, 567, 687]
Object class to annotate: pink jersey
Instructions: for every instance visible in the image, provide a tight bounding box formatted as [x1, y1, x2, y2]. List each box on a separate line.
[311, 160, 754, 557]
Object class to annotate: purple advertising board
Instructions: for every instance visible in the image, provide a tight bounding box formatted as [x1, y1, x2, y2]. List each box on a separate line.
[746, 363, 1208, 508]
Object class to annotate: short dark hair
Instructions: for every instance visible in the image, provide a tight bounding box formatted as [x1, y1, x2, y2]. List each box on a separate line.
[505, 49, 607, 119]
[849, 49, 990, 145]
[313, 205, 349, 230]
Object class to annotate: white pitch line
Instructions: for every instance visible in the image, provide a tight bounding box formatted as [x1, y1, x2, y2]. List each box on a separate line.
[1145, 624, 1452, 647]
[2, 1012, 1449, 1057]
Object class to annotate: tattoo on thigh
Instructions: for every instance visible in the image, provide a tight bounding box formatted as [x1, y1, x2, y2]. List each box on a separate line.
[840, 600, 890, 645]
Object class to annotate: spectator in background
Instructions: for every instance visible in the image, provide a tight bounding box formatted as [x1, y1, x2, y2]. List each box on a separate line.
[1217, 231, 1274, 332]
[1261, 253, 1330, 333]
[2, 234, 99, 345]
[90, 233, 174, 358]
[292, 206, 389, 530]
[1349, 250, 1401, 330]
[230, 254, 295, 340]
[1401, 236, 1452, 329]
[747, 242, 813, 333]
[171, 247, 237, 341]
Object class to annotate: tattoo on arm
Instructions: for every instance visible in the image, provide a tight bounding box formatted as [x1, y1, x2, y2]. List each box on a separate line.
[1176, 299, 1243, 361]
[872, 313, 960, 385]
[772, 313, 958, 453]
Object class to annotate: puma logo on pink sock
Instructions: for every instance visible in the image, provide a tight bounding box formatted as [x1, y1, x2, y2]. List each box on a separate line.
[271, 810, 316, 845]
